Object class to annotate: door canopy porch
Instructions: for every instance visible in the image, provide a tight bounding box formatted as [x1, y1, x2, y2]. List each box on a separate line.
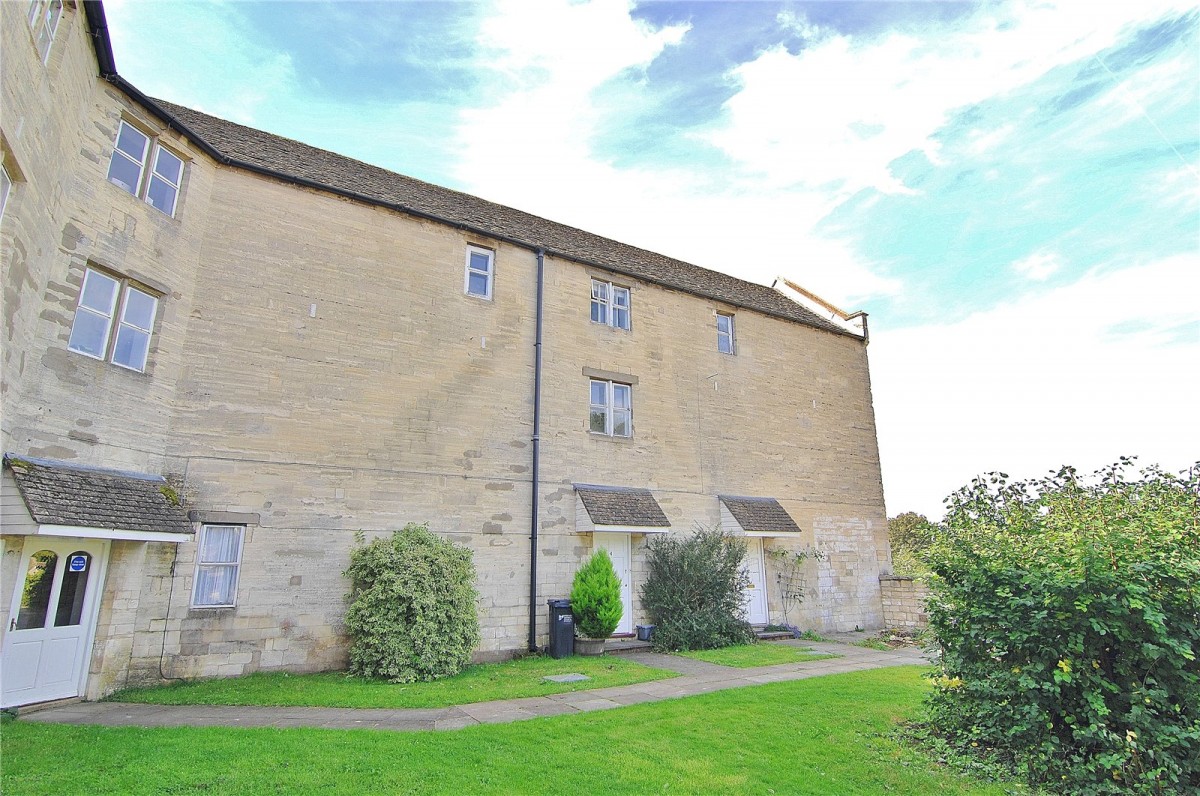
[718, 495, 803, 538]
[573, 483, 671, 534]
[3, 455, 192, 543]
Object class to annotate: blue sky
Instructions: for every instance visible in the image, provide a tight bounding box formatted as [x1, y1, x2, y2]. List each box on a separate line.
[105, 0, 1199, 518]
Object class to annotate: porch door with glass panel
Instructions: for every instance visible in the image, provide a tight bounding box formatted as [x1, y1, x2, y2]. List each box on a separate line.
[2, 537, 107, 707]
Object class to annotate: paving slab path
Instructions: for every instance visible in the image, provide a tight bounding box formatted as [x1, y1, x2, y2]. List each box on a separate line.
[20, 640, 927, 732]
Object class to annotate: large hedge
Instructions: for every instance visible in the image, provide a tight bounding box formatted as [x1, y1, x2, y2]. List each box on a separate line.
[570, 549, 623, 639]
[925, 461, 1199, 794]
[640, 527, 755, 651]
[343, 523, 480, 683]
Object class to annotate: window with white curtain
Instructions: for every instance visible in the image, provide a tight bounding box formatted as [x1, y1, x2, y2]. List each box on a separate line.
[192, 525, 245, 608]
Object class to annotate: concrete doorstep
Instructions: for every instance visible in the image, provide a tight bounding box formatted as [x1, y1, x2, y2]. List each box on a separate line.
[19, 640, 927, 733]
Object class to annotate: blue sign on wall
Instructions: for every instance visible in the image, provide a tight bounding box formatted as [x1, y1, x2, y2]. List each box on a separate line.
[69, 555, 87, 573]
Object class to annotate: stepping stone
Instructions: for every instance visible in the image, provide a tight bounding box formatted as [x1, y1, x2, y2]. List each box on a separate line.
[542, 673, 591, 683]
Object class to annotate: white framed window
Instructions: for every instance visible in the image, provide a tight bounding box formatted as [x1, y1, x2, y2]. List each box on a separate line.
[589, 379, 632, 437]
[28, 0, 63, 64]
[106, 120, 185, 217]
[464, 245, 494, 299]
[590, 280, 630, 330]
[0, 164, 12, 222]
[192, 525, 245, 608]
[67, 267, 159, 372]
[717, 312, 735, 354]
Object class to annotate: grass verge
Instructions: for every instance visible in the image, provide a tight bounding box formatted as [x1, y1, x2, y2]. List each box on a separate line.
[3, 667, 1027, 795]
[105, 655, 675, 709]
[675, 642, 836, 667]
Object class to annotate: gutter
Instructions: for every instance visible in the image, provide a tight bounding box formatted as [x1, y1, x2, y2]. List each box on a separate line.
[528, 250, 545, 652]
[82, 1, 116, 76]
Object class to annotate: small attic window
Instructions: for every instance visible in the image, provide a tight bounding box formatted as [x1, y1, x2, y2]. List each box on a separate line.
[464, 245, 494, 299]
[717, 313, 735, 354]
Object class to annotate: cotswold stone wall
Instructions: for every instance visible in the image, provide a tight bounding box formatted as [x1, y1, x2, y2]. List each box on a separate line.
[879, 575, 929, 630]
[2, 0, 892, 697]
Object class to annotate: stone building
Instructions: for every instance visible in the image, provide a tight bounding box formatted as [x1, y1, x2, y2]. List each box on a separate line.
[0, 1, 890, 707]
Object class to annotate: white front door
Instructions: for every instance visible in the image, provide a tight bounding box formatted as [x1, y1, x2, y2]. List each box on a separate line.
[593, 532, 634, 635]
[742, 537, 769, 625]
[2, 537, 108, 707]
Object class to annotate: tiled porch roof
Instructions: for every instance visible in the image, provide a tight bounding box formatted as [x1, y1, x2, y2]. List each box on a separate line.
[574, 484, 671, 528]
[3, 455, 192, 535]
[718, 495, 801, 534]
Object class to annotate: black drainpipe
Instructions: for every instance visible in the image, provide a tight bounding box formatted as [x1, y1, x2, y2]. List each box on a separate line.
[528, 249, 545, 652]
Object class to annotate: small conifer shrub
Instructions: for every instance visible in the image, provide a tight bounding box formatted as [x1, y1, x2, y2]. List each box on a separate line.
[570, 549, 623, 639]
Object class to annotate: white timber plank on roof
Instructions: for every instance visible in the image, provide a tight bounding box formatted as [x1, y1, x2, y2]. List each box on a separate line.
[1, 471, 39, 534]
[576, 494, 596, 535]
[35, 524, 190, 543]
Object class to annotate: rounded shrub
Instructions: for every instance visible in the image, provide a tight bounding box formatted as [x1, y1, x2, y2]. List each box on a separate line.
[570, 549, 623, 639]
[640, 527, 755, 651]
[343, 523, 480, 683]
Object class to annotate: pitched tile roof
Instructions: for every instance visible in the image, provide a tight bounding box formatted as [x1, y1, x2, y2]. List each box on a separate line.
[4, 455, 192, 535]
[147, 98, 852, 338]
[719, 495, 801, 534]
[575, 484, 671, 528]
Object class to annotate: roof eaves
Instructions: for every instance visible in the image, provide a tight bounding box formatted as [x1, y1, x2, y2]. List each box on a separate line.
[82, 4, 862, 341]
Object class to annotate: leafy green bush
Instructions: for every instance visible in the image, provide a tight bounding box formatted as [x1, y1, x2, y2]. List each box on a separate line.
[343, 523, 480, 683]
[570, 549, 623, 639]
[925, 460, 1200, 794]
[887, 511, 939, 578]
[640, 527, 755, 651]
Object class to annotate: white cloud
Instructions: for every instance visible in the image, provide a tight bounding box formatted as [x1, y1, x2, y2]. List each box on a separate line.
[704, 0, 1196, 196]
[1011, 251, 1062, 281]
[964, 123, 1017, 157]
[476, 0, 688, 91]
[448, 1, 1194, 310]
[871, 253, 1200, 519]
[1091, 45, 1200, 130]
[449, 0, 900, 306]
[1146, 165, 1200, 212]
[776, 8, 826, 42]
[105, 0, 296, 125]
[453, 0, 687, 207]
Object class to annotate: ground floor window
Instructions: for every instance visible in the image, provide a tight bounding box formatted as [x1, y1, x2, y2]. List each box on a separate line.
[192, 524, 244, 608]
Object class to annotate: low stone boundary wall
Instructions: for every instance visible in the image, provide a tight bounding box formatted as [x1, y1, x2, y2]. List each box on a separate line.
[879, 575, 929, 630]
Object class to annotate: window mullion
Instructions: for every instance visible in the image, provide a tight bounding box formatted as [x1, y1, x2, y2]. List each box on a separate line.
[110, 286, 129, 359]
[607, 382, 615, 435]
[135, 144, 151, 198]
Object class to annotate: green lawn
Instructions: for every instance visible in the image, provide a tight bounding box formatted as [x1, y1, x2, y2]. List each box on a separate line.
[2, 668, 1026, 795]
[105, 655, 676, 709]
[676, 642, 836, 668]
